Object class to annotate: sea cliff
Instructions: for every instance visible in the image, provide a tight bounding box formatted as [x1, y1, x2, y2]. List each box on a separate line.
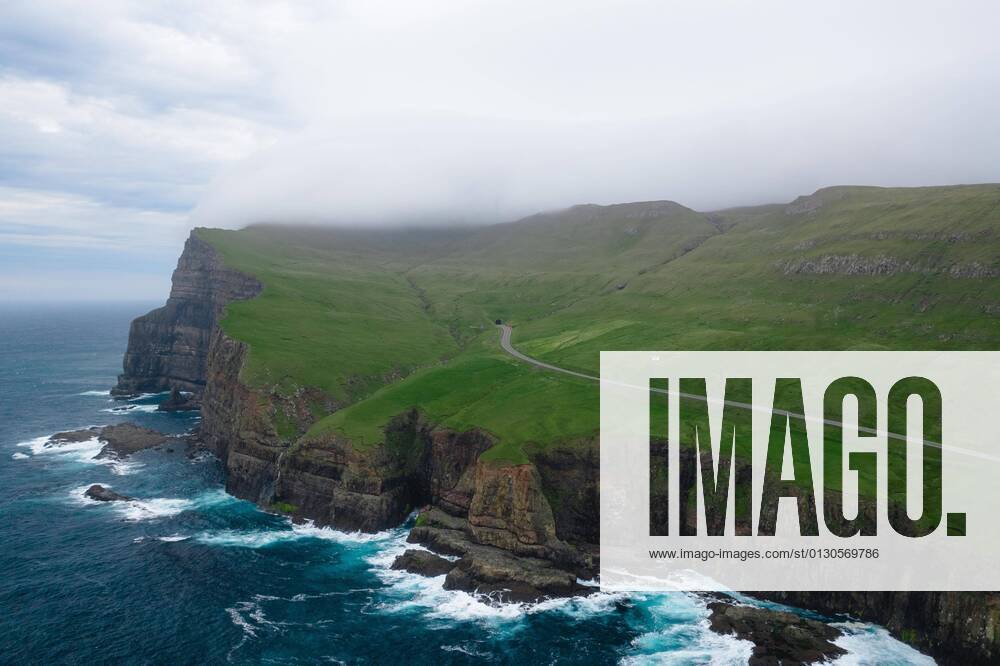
[115, 227, 999, 664]
[113, 232, 262, 396]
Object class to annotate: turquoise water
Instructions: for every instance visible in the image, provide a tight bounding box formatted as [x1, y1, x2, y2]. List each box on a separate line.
[0, 303, 933, 664]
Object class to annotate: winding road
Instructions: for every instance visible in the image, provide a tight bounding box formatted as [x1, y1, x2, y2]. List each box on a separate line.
[498, 324, 711, 403]
[498, 324, 598, 382]
[495, 324, 955, 452]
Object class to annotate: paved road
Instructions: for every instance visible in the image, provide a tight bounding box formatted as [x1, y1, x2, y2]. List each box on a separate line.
[498, 324, 723, 403]
[498, 324, 598, 382]
[495, 324, 952, 451]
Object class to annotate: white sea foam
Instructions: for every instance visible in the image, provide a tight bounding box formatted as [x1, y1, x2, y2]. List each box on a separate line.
[19, 431, 145, 474]
[69, 484, 192, 521]
[359, 527, 931, 664]
[127, 391, 170, 402]
[196, 529, 301, 548]
[192, 488, 240, 508]
[207, 524, 525, 624]
[226, 601, 265, 639]
[198, 508, 927, 665]
[11, 452, 29, 460]
[289, 520, 397, 544]
[194, 519, 397, 549]
[623, 619, 755, 665]
[101, 403, 159, 414]
[529, 590, 632, 617]
[108, 460, 144, 475]
[134, 534, 190, 543]
[21, 433, 103, 460]
[832, 622, 936, 665]
[224, 598, 292, 649]
[70, 484, 104, 507]
[441, 644, 492, 658]
[187, 452, 213, 464]
[78, 390, 110, 396]
[380, 573, 529, 622]
[365, 531, 628, 623]
[78, 489, 235, 530]
[116, 498, 193, 521]
[622, 594, 755, 665]
[367, 533, 752, 657]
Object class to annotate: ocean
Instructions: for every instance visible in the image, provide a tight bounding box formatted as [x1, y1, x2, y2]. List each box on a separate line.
[0, 303, 934, 664]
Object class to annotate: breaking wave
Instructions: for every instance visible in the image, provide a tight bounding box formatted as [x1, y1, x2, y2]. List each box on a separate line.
[71, 485, 193, 521]
[20, 434, 101, 458]
[20, 432, 141, 474]
[621, 595, 755, 665]
[366, 531, 638, 625]
[832, 622, 936, 665]
[194, 519, 398, 549]
[127, 391, 170, 401]
[101, 403, 159, 414]
[116, 497, 194, 521]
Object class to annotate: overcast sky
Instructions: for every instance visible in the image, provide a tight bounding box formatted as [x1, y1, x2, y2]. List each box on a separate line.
[2, 1, 999, 300]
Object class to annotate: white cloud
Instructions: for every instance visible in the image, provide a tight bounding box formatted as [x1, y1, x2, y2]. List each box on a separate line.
[0, 0, 999, 301]
[191, 0, 1000, 224]
[0, 75, 280, 207]
[0, 186, 189, 249]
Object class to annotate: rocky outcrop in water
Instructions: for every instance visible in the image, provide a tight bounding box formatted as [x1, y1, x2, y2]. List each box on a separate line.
[404, 508, 583, 602]
[95, 423, 171, 458]
[48, 423, 173, 459]
[84, 485, 134, 502]
[49, 429, 101, 444]
[112, 230, 261, 396]
[706, 601, 846, 664]
[157, 388, 199, 412]
[390, 549, 455, 577]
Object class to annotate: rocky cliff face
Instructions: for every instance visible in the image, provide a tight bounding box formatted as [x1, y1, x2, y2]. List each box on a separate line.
[198, 323, 341, 512]
[113, 230, 262, 396]
[779, 254, 999, 278]
[762, 590, 1000, 665]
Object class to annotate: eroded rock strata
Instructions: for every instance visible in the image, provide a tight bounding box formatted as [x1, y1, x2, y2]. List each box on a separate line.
[113, 231, 262, 396]
[114, 230, 999, 664]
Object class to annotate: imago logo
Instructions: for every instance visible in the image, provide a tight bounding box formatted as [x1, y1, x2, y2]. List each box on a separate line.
[599, 352, 1000, 592]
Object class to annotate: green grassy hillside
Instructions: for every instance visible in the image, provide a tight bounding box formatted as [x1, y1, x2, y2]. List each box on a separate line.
[200, 184, 1000, 463]
[197, 227, 460, 402]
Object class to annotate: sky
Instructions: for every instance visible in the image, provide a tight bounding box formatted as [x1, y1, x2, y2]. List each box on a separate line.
[1, 1, 999, 301]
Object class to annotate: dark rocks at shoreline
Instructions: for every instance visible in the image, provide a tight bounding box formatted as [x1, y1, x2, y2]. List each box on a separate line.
[390, 549, 455, 577]
[405, 510, 583, 603]
[48, 423, 174, 459]
[157, 388, 200, 412]
[84, 484, 134, 502]
[96, 423, 171, 459]
[112, 231, 262, 397]
[50, 428, 102, 443]
[706, 601, 846, 665]
[442, 550, 581, 603]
